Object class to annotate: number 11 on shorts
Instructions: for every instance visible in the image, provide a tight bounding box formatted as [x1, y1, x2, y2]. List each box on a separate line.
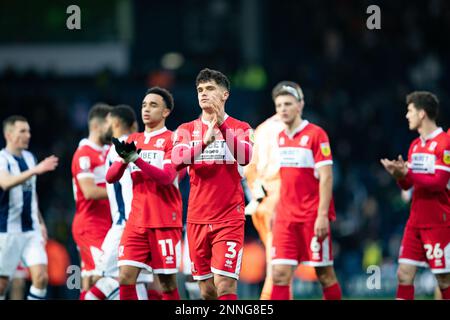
[159, 239, 174, 256]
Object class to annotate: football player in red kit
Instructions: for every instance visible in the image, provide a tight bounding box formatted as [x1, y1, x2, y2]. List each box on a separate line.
[171, 68, 253, 300]
[381, 91, 450, 300]
[106, 87, 183, 300]
[71, 103, 113, 298]
[270, 81, 342, 300]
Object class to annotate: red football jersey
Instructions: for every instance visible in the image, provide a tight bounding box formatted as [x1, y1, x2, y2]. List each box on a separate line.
[71, 139, 111, 234]
[276, 120, 336, 223]
[173, 114, 252, 224]
[124, 128, 182, 228]
[405, 128, 450, 228]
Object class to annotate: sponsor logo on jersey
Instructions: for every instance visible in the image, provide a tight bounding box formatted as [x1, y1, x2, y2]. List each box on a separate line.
[320, 142, 331, 157]
[444, 150, 450, 165]
[79, 156, 91, 171]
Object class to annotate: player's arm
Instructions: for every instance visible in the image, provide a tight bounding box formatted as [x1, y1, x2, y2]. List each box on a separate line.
[407, 170, 450, 191]
[315, 164, 333, 239]
[0, 155, 58, 191]
[171, 124, 209, 171]
[106, 159, 127, 183]
[134, 158, 177, 185]
[77, 177, 108, 200]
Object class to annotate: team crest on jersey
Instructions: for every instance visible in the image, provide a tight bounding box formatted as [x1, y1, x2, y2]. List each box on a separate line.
[444, 150, 450, 165]
[300, 135, 309, 146]
[79, 156, 91, 171]
[192, 130, 200, 137]
[429, 141, 437, 151]
[320, 142, 331, 157]
[154, 138, 165, 148]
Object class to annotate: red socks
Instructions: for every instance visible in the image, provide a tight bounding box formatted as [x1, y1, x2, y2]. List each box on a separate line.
[396, 284, 414, 300]
[79, 290, 87, 300]
[323, 282, 342, 300]
[218, 294, 237, 300]
[271, 285, 290, 300]
[88, 285, 107, 300]
[441, 286, 450, 300]
[162, 288, 180, 300]
[120, 284, 138, 300]
[148, 289, 163, 300]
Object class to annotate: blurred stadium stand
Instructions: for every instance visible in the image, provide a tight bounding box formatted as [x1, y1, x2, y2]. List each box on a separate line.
[0, 0, 448, 299]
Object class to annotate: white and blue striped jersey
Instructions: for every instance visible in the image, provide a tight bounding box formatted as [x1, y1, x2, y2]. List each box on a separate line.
[0, 149, 39, 233]
[105, 135, 133, 226]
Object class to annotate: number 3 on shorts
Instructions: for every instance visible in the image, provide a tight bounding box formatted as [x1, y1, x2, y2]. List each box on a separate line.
[225, 241, 237, 259]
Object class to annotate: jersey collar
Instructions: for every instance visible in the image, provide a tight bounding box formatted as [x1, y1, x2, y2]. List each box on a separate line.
[79, 138, 105, 152]
[285, 119, 309, 139]
[420, 127, 442, 143]
[144, 126, 167, 139]
[201, 113, 229, 125]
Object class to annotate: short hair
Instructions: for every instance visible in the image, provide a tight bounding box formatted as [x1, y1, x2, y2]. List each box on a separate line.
[88, 103, 113, 123]
[3, 115, 28, 134]
[146, 87, 174, 111]
[406, 91, 439, 120]
[109, 105, 137, 129]
[272, 81, 304, 101]
[196, 68, 230, 91]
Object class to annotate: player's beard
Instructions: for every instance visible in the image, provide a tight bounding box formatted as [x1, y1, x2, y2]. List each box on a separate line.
[102, 127, 113, 145]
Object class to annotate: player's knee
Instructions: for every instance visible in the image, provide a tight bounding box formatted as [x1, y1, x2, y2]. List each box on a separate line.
[33, 271, 48, 288]
[0, 277, 9, 295]
[396, 266, 415, 284]
[435, 274, 450, 290]
[158, 274, 178, 292]
[199, 281, 217, 300]
[215, 277, 237, 296]
[315, 267, 337, 287]
[118, 270, 136, 285]
[272, 266, 292, 285]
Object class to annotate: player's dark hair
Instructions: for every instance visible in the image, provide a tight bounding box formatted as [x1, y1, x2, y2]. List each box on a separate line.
[196, 68, 230, 91]
[146, 87, 174, 111]
[406, 91, 439, 121]
[272, 81, 304, 101]
[88, 103, 113, 123]
[3, 115, 28, 134]
[110, 105, 137, 129]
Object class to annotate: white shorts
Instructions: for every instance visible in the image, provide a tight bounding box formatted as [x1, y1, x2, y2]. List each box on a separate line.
[96, 224, 153, 283]
[182, 231, 192, 275]
[0, 231, 47, 278]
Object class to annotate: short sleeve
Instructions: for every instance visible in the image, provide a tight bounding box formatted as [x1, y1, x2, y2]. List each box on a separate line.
[435, 137, 450, 172]
[172, 123, 192, 148]
[74, 149, 95, 180]
[163, 137, 174, 165]
[0, 154, 8, 172]
[313, 128, 333, 169]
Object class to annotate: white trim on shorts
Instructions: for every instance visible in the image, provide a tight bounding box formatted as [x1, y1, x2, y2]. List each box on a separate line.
[398, 258, 429, 268]
[152, 268, 178, 275]
[301, 261, 334, 267]
[81, 269, 102, 277]
[193, 273, 214, 281]
[271, 258, 298, 266]
[430, 268, 450, 274]
[118, 260, 153, 273]
[211, 267, 239, 280]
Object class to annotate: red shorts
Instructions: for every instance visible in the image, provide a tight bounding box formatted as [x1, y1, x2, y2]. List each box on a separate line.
[399, 225, 450, 274]
[118, 224, 182, 274]
[72, 228, 107, 277]
[187, 220, 245, 280]
[271, 220, 334, 267]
